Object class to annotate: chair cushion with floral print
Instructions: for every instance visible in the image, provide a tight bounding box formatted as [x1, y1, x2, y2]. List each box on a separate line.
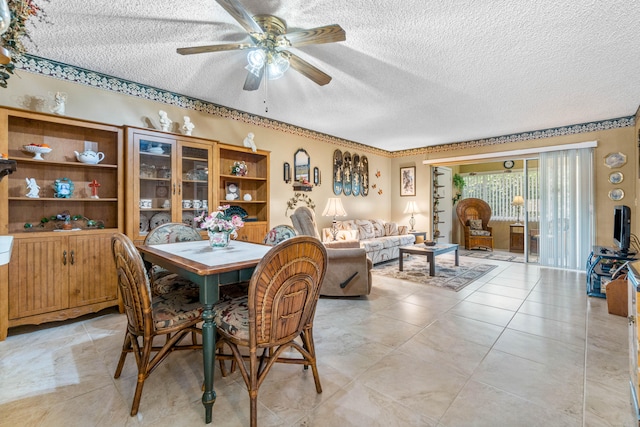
[468, 219, 483, 230]
[152, 273, 200, 296]
[263, 225, 297, 246]
[152, 287, 203, 330]
[214, 296, 249, 342]
[470, 229, 491, 236]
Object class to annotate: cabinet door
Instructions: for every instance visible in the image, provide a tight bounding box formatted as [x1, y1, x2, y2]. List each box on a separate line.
[236, 223, 267, 244]
[179, 142, 213, 229]
[68, 234, 118, 307]
[8, 236, 69, 319]
[130, 132, 177, 242]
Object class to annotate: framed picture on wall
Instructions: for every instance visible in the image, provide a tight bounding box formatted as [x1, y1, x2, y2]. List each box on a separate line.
[400, 166, 416, 196]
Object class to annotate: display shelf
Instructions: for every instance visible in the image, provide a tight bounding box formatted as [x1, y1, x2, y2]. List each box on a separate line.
[0, 107, 124, 340]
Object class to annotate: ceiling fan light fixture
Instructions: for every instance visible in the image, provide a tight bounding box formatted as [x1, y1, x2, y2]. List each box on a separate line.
[266, 52, 289, 80]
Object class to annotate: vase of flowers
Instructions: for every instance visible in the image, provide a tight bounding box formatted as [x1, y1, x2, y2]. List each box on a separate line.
[195, 204, 244, 248]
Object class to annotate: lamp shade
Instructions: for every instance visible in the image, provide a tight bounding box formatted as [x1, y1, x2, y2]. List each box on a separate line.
[403, 201, 420, 214]
[322, 198, 347, 217]
[512, 195, 525, 206]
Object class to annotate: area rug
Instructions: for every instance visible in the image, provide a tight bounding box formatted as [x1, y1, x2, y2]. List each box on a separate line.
[371, 257, 498, 291]
[459, 250, 524, 263]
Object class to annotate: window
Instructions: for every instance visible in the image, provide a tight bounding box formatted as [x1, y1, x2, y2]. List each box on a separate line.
[462, 171, 539, 222]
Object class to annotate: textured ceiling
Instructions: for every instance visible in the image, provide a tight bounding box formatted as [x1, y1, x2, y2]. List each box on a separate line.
[21, 0, 640, 151]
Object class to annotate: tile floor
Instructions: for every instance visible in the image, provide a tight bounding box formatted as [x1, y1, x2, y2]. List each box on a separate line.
[0, 255, 634, 426]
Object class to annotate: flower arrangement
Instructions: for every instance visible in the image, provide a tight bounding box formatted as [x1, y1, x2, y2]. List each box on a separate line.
[1, 0, 49, 88]
[231, 161, 247, 176]
[195, 204, 244, 234]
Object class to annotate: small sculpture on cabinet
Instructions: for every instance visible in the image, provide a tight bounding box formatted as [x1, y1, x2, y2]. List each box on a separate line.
[158, 110, 172, 132]
[49, 91, 67, 115]
[25, 177, 40, 198]
[89, 179, 101, 199]
[182, 116, 195, 135]
[243, 132, 257, 152]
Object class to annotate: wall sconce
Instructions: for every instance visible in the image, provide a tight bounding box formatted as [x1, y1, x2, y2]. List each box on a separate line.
[283, 162, 291, 183]
[313, 167, 321, 186]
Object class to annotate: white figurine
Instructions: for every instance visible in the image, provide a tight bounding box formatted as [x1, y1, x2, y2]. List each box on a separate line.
[243, 132, 257, 152]
[182, 116, 195, 135]
[50, 92, 67, 115]
[26, 178, 40, 198]
[159, 110, 172, 132]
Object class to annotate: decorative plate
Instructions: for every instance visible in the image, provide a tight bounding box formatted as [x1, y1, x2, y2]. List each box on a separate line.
[149, 212, 171, 229]
[608, 171, 623, 184]
[608, 188, 624, 201]
[604, 152, 627, 168]
[140, 212, 149, 233]
[225, 205, 248, 219]
[182, 212, 195, 228]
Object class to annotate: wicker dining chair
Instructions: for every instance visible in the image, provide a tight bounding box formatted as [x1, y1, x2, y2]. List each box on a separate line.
[144, 222, 202, 295]
[214, 235, 328, 427]
[111, 233, 203, 416]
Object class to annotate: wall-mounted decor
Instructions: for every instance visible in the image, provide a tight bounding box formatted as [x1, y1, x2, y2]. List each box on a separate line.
[285, 192, 316, 216]
[294, 148, 310, 182]
[608, 171, 623, 184]
[313, 167, 321, 185]
[361, 156, 369, 196]
[608, 188, 624, 201]
[342, 151, 352, 196]
[400, 166, 416, 197]
[332, 149, 343, 195]
[604, 152, 626, 168]
[352, 153, 361, 196]
[283, 162, 291, 183]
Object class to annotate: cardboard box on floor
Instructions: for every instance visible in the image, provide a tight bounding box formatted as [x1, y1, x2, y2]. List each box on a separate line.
[606, 278, 628, 317]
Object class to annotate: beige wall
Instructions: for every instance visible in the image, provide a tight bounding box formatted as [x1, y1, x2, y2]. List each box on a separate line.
[0, 72, 392, 231]
[3, 71, 637, 248]
[393, 126, 638, 249]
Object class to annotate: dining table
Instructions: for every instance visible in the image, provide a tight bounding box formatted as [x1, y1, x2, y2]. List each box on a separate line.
[136, 239, 272, 424]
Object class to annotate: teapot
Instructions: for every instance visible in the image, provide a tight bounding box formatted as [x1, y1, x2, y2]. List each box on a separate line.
[74, 150, 104, 164]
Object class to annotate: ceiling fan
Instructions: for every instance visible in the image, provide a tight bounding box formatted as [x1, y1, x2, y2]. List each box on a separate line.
[177, 0, 346, 91]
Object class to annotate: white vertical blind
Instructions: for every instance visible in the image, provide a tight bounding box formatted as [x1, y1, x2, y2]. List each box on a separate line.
[538, 148, 594, 269]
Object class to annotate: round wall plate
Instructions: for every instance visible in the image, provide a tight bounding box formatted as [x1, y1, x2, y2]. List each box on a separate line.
[604, 152, 626, 168]
[608, 188, 624, 201]
[608, 171, 623, 184]
[503, 160, 514, 169]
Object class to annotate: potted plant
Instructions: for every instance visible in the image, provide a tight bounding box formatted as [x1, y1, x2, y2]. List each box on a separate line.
[452, 173, 465, 205]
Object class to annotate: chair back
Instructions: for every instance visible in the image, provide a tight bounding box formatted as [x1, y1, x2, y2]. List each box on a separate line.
[144, 222, 202, 245]
[248, 235, 327, 347]
[111, 233, 154, 336]
[263, 224, 297, 245]
[456, 198, 492, 229]
[289, 207, 322, 240]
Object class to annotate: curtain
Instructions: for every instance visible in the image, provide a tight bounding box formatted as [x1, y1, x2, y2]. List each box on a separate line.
[538, 148, 594, 269]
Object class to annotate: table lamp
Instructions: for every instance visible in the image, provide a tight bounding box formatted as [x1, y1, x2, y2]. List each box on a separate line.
[322, 198, 347, 241]
[403, 201, 420, 232]
[512, 195, 524, 224]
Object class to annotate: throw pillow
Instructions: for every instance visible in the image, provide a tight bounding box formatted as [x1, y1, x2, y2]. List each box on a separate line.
[468, 219, 483, 230]
[356, 220, 376, 239]
[384, 222, 399, 236]
[370, 219, 386, 238]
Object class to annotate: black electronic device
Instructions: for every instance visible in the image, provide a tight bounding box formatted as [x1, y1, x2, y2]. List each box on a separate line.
[613, 205, 631, 254]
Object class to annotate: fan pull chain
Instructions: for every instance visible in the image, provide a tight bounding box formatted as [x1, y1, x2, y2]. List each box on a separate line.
[263, 72, 268, 113]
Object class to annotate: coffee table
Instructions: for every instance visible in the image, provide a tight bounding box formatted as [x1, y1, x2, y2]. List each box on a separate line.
[399, 243, 459, 276]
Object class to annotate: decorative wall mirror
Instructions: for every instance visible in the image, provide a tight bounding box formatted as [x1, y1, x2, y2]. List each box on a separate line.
[294, 148, 310, 183]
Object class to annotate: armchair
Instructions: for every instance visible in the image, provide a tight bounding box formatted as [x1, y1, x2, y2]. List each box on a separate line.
[456, 198, 494, 251]
[290, 207, 373, 296]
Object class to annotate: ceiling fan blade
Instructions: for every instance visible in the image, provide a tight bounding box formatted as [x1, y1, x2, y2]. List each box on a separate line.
[177, 42, 253, 55]
[215, 0, 264, 35]
[243, 67, 264, 91]
[287, 53, 332, 86]
[280, 24, 346, 48]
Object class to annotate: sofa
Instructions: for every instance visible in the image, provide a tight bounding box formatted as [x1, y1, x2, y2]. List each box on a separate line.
[322, 219, 415, 264]
[290, 207, 373, 297]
